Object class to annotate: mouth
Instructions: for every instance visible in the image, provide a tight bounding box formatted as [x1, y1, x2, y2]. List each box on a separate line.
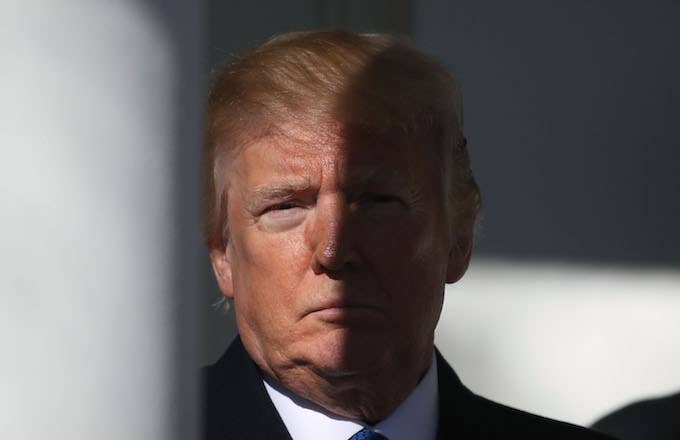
[307, 302, 384, 324]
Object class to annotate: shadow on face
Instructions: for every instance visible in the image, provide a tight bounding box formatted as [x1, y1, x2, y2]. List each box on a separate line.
[209, 35, 475, 396]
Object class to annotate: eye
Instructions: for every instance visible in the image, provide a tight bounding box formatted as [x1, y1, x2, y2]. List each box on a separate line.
[268, 202, 298, 211]
[369, 194, 401, 204]
[361, 193, 403, 206]
[258, 202, 307, 231]
[262, 202, 307, 216]
[257, 200, 304, 214]
[355, 193, 406, 219]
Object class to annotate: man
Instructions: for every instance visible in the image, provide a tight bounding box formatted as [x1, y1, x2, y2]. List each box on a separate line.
[202, 31, 613, 439]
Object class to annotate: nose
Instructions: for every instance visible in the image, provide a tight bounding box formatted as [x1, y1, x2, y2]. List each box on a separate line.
[308, 194, 358, 275]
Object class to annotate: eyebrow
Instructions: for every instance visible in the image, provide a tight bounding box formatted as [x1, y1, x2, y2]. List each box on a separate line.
[344, 166, 415, 193]
[241, 166, 419, 213]
[244, 179, 312, 213]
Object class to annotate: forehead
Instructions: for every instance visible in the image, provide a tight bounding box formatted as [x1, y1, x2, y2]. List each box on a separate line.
[231, 118, 437, 182]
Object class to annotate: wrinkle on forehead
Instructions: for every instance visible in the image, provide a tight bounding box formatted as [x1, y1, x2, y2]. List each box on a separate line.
[252, 118, 348, 156]
[246, 113, 427, 155]
[244, 127, 425, 189]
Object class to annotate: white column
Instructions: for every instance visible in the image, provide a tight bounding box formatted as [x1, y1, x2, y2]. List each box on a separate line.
[0, 2, 203, 439]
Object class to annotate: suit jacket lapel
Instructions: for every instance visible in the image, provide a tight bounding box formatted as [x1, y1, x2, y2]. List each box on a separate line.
[205, 341, 475, 439]
[436, 348, 485, 439]
[202, 336, 292, 440]
[205, 342, 612, 440]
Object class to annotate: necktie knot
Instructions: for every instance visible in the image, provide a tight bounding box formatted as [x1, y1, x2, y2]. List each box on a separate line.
[349, 427, 388, 440]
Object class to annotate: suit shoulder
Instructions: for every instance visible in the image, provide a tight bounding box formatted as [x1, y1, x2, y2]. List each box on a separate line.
[201, 336, 293, 440]
[592, 392, 680, 439]
[435, 350, 615, 439]
[464, 392, 617, 439]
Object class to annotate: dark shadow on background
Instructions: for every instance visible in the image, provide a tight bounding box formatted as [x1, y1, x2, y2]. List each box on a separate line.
[414, 0, 680, 266]
[209, 0, 412, 67]
[149, 1, 206, 439]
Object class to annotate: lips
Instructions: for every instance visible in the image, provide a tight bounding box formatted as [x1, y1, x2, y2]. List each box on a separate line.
[306, 299, 384, 323]
[308, 297, 376, 312]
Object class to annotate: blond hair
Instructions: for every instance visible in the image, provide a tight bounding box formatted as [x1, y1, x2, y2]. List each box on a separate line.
[203, 30, 480, 250]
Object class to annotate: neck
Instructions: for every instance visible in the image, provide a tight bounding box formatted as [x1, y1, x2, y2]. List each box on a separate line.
[260, 346, 434, 424]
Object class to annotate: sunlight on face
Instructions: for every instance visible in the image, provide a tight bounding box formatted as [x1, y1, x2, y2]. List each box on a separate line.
[212, 120, 463, 383]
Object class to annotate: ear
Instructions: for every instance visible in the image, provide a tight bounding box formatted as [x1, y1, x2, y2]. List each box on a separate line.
[445, 234, 473, 284]
[209, 244, 234, 299]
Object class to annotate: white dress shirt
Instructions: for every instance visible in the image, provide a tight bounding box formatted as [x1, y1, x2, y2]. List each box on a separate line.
[263, 354, 439, 440]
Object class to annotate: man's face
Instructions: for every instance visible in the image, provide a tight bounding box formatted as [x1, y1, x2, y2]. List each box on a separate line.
[211, 120, 468, 381]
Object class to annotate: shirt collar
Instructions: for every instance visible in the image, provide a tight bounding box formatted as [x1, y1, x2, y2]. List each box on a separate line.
[263, 354, 439, 440]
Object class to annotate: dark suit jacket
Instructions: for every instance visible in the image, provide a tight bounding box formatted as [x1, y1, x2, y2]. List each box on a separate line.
[202, 336, 615, 439]
[591, 391, 680, 439]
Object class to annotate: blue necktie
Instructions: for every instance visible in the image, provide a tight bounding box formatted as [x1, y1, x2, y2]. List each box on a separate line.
[348, 428, 389, 440]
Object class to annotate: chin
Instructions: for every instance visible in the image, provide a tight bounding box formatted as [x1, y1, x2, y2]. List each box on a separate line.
[302, 327, 391, 376]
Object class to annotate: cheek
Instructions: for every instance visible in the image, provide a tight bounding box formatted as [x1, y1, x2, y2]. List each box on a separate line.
[359, 218, 447, 322]
[231, 226, 310, 317]
[359, 215, 443, 272]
